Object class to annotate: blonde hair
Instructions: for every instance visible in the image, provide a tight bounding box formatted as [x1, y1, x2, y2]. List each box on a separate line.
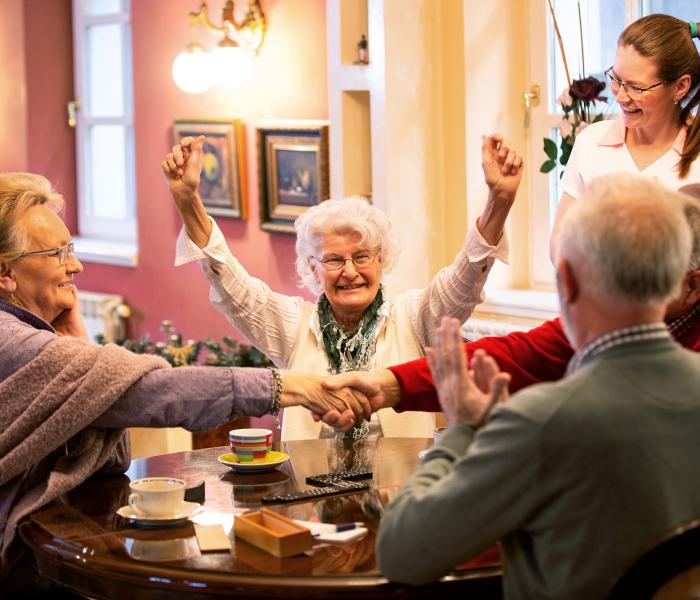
[0, 173, 65, 262]
[294, 197, 400, 294]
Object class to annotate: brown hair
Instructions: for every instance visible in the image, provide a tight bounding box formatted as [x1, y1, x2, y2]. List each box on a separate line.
[619, 14, 700, 178]
[0, 173, 64, 263]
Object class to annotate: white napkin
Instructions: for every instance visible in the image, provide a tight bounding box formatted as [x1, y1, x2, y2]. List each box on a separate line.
[293, 519, 368, 544]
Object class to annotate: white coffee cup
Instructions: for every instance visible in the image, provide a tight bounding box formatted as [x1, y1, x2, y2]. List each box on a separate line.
[128, 477, 186, 517]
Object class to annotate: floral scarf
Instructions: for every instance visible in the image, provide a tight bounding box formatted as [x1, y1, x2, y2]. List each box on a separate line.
[317, 287, 387, 438]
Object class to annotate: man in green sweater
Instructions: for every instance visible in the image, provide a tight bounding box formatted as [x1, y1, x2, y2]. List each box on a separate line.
[376, 173, 700, 600]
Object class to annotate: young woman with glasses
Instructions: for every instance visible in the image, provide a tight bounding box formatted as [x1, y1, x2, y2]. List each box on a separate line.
[550, 14, 700, 259]
[163, 134, 523, 441]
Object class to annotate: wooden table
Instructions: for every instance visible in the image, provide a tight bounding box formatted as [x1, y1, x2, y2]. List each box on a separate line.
[20, 438, 502, 599]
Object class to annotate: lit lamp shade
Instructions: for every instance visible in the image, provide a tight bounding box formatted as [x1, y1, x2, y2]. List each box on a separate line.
[210, 44, 252, 90]
[172, 45, 213, 94]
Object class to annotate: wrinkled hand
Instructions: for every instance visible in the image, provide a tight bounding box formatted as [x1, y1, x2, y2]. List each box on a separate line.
[481, 133, 524, 200]
[426, 317, 510, 428]
[161, 135, 204, 202]
[280, 372, 371, 432]
[51, 287, 90, 341]
[314, 370, 399, 430]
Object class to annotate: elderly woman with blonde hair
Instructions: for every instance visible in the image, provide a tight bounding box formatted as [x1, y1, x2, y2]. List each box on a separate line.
[163, 134, 523, 440]
[0, 172, 366, 590]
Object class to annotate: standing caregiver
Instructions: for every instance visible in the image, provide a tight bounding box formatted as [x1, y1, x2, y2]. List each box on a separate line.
[551, 14, 700, 256]
[163, 134, 523, 441]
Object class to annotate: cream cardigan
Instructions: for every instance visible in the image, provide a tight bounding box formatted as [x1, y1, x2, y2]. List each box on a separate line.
[176, 219, 507, 440]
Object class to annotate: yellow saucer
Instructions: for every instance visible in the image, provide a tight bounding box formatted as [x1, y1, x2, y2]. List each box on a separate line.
[218, 450, 290, 473]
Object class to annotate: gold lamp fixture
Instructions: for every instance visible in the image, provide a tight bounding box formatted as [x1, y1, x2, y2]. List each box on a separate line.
[172, 0, 266, 94]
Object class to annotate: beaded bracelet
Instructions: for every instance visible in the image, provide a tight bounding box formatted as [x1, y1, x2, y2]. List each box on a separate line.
[270, 367, 282, 429]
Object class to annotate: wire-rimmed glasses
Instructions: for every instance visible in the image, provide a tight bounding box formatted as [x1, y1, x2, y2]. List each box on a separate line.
[20, 241, 75, 265]
[312, 252, 376, 271]
[604, 67, 668, 100]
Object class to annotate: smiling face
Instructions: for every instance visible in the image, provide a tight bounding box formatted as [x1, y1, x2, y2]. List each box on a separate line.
[612, 44, 681, 132]
[10, 205, 83, 324]
[311, 231, 382, 329]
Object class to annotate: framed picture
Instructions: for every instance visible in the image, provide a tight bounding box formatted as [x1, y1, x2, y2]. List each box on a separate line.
[257, 122, 329, 233]
[172, 119, 247, 219]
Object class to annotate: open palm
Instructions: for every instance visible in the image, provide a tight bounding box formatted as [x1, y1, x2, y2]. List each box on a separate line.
[426, 318, 510, 428]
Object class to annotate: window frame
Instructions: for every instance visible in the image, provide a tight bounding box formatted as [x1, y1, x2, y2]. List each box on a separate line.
[71, 0, 138, 265]
[526, 0, 646, 287]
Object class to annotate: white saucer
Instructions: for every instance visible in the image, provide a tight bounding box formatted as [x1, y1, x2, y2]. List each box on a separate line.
[116, 501, 202, 527]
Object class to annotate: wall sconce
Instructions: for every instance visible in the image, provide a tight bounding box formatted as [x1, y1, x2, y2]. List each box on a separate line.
[172, 0, 266, 94]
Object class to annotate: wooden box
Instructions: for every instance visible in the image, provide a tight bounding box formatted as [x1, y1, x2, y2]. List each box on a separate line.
[234, 508, 313, 558]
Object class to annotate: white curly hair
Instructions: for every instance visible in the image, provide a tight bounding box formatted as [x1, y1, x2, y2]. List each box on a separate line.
[294, 196, 401, 295]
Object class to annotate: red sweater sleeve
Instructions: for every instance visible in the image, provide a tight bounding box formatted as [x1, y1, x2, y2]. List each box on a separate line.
[390, 318, 574, 412]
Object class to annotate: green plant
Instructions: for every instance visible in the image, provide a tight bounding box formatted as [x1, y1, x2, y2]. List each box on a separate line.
[96, 320, 273, 368]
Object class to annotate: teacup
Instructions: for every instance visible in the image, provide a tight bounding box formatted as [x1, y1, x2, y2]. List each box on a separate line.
[128, 477, 186, 517]
[229, 428, 273, 463]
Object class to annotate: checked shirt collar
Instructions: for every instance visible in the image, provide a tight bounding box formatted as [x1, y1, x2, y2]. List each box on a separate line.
[567, 323, 670, 375]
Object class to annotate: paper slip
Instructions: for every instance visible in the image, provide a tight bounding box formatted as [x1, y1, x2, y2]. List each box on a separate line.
[293, 520, 368, 544]
[194, 523, 232, 552]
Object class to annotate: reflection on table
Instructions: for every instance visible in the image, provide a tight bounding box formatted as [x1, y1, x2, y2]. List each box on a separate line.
[20, 438, 502, 599]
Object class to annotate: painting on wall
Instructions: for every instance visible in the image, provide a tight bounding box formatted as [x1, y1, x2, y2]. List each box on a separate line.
[257, 122, 329, 233]
[172, 119, 247, 219]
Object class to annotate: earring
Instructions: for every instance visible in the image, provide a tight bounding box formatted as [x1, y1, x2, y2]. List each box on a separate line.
[10, 291, 21, 307]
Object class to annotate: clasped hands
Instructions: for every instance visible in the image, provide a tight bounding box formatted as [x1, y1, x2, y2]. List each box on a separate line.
[287, 316, 510, 432]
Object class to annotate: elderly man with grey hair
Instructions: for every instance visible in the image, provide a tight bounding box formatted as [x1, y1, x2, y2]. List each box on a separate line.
[376, 173, 700, 600]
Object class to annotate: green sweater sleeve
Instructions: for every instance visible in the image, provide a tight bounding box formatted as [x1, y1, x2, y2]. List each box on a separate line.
[376, 408, 541, 585]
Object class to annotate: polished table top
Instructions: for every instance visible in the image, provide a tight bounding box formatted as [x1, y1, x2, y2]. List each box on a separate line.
[20, 438, 502, 599]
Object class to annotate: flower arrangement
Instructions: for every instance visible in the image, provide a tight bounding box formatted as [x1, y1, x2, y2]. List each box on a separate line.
[540, 76, 608, 174]
[540, 0, 610, 175]
[96, 320, 273, 368]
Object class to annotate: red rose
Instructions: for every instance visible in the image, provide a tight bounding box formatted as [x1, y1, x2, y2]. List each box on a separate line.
[569, 76, 607, 102]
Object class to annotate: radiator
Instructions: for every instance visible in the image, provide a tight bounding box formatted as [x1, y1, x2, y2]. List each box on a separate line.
[461, 314, 545, 341]
[78, 291, 130, 342]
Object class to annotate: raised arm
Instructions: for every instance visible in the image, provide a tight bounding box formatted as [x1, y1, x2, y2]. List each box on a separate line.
[476, 134, 523, 245]
[162, 135, 212, 248]
[409, 134, 523, 345]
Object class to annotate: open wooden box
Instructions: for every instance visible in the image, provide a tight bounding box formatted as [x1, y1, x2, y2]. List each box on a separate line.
[234, 508, 313, 558]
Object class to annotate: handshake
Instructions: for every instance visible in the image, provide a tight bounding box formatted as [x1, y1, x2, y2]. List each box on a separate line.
[281, 317, 511, 432]
[280, 369, 400, 432]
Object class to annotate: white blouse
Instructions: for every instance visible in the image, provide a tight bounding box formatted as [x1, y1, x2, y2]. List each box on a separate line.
[176, 218, 508, 440]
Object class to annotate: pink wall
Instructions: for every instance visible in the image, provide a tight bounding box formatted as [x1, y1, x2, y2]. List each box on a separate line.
[20, 0, 326, 343]
[0, 0, 28, 173]
[24, 0, 78, 233]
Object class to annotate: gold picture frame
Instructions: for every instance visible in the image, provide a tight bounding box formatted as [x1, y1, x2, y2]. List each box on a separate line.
[257, 123, 329, 233]
[172, 119, 247, 219]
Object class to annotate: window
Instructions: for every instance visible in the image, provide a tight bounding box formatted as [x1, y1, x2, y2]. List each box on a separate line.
[527, 0, 700, 286]
[72, 0, 137, 265]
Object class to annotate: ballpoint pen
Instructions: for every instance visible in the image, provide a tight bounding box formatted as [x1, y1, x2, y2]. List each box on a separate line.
[312, 522, 365, 535]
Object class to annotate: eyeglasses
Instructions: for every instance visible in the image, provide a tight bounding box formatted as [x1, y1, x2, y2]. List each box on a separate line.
[604, 67, 667, 100]
[312, 252, 376, 271]
[20, 241, 75, 265]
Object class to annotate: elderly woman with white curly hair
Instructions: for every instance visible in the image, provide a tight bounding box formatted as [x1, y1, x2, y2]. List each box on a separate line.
[163, 134, 523, 440]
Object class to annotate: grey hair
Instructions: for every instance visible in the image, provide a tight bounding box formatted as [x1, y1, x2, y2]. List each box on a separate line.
[294, 196, 400, 294]
[0, 173, 65, 263]
[678, 188, 700, 271]
[556, 174, 692, 304]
